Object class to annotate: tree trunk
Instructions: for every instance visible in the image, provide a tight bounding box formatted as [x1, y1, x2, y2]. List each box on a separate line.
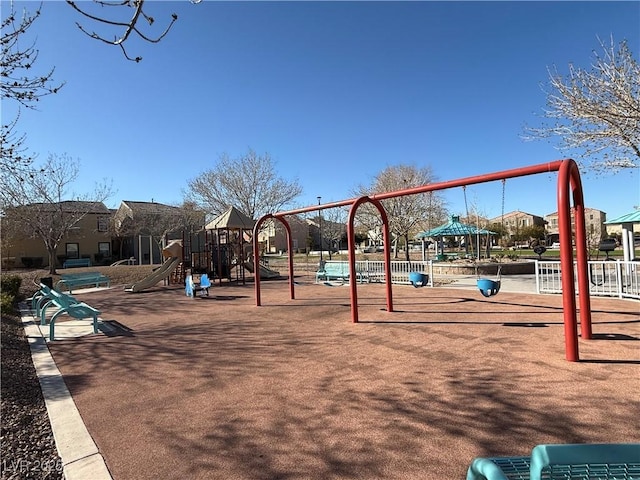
[47, 247, 58, 275]
[404, 234, 410, 261]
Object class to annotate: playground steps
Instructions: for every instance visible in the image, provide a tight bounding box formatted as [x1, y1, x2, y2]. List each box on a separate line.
[171, 262, 186, 285]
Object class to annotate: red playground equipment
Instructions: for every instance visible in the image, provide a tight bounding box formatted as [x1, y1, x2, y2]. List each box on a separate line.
[253, 159, 591, 362]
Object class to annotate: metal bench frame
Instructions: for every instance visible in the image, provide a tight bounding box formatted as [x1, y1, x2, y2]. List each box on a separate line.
[36, 288, 101, 341]
[467, 443, 640, 480]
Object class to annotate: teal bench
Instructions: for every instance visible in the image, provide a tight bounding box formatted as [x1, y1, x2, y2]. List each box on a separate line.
[37, 287, 80, 320]
[63, 258, 91, 268]
[316, 262, 349, 283]
[31, 283, 79, 317]
[38, 288, 101, 341]
[55, 272, 110, 293]
[466, 443, 640, 480]
[316, 262, 366, 283]
[31, 283, 55, 313]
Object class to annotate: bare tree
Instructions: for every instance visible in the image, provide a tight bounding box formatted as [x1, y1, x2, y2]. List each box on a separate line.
[1, 1, 65, 175]
[315, 206, 348, 260]
[66, 0, 201, 62]
[354, 164, 446, 260]
[524, 37, 640, 173]
[184, 149, 303, 221]
[1, 2, 63, 106]
[0, 153, 113, 274]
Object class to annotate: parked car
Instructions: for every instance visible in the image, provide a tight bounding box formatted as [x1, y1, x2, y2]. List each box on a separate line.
[550, 242, 561, 249]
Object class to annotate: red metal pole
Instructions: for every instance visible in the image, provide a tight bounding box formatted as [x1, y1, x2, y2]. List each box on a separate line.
[253, 215, 269, 307]
[253, 214, 296, 306]
[347, 202, 360, 323]
[347, 197, 393, 323]
[557, 161, 579, 362]
[372, 198, 394, 315]
[275, 215, 295, 300]
[568, 163, 592, 339]
[277, 161, 565, 220]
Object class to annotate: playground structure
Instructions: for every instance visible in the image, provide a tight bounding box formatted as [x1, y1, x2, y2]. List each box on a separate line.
[253, 159, 592, 362]
[184, 206, 279, 285]
[184, 228, 247, 284]
[123, 207, 280, 293]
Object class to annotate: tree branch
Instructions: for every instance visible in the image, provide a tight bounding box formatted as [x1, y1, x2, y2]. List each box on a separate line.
[65, 0, 181, 62]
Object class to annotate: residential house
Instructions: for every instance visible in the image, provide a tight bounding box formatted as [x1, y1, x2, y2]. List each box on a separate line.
[1, 201, 112, 268]
[258, 215, 311, 254]
[489, 210, 545, 243]
[545, 207, 607, 245]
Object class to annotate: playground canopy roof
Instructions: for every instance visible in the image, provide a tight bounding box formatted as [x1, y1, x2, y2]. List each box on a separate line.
[206, 206, 255, 230]
[416, 215, 497, 239]
[604, 210, 640, 225]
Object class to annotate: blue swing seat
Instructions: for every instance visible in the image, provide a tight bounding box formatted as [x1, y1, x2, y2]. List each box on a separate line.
[477, 278, 501, 297]
[477, 265, 502, 297]
[409, 271, 429, 288]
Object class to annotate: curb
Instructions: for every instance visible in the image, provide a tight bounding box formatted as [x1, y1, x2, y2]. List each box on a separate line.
[20, 304, 113, 480]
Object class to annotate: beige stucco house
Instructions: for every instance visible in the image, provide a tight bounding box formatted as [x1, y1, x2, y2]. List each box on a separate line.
[545, 207, 607, 245]
[1, 201, 112, 268]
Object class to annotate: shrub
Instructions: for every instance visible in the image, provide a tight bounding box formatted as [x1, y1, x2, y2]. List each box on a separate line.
[1, 291, 15, 313]
[1, 275, 22, 298]
[20, 257, 43, 268]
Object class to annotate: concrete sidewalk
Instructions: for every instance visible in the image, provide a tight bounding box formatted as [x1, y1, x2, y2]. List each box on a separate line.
[20, 304, 113, 480]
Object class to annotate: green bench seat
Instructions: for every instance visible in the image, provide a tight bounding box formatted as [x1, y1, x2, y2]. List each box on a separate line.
[55, 272, 110, 293]
[31, 283, 79, 317]
[62, 258, 91, 268]
[315, 261, 367, 284]
[316, 262, 350, 282]
[38, 288, 101, 341]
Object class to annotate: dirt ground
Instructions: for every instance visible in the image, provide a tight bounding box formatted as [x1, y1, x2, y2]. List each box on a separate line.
[45, 276, 639, 480]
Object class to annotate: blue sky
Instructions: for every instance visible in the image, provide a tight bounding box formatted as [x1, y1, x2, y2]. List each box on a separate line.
[4, 1, 639, 221]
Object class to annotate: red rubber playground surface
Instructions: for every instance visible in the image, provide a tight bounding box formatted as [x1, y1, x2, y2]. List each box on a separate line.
[46, 277, 639, 480]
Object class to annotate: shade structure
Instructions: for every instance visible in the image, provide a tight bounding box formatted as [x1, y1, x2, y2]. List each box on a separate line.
[416, 215, 497, 261]
[603, 210, 640, 262]
[417, 215, 496, 238]
[603, 210, 640, 225]
[205, 206, 255, 230]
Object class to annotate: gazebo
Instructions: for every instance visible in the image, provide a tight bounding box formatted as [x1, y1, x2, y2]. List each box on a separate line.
[417, 215, 496, 260]
[604, 210, 640, 262]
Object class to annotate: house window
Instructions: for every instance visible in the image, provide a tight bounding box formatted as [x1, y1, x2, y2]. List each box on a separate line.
[97, 216, 109, 232]
[98, 242, 111, 256]
[66, 243, 79, 259]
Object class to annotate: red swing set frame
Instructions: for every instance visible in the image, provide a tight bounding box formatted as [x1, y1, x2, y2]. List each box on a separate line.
[253, 159, 591, 362]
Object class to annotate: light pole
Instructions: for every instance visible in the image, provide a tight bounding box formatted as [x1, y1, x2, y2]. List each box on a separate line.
[317, 196, 323, 262]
